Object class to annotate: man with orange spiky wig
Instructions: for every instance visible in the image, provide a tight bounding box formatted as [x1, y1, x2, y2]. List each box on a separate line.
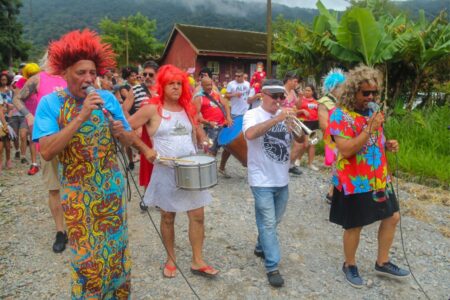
[32, 29, 157, 298]
[129, 64, 219, 279]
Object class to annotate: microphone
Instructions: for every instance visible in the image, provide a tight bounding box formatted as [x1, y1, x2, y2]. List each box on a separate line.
[86, 85, 96, 95]
[368, 102, 380, 113]
[86, 85, 114, 122]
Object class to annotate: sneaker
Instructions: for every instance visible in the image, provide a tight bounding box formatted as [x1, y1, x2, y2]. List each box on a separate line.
[218, 168, 231, 178]
[342, 263, 363, 288]
[27, 165, 39, 175]
[375, 261, 410, 279]
[15, 151, 20, 160]
[52, 231, 68, 253]
[21, 157, 28, 164]
[267, 270, 284, 287]
[288, 166, 302, 176]
[308, 164, 319, 171]
[294, 159, 301, 167]
[254, 249, 265, 259]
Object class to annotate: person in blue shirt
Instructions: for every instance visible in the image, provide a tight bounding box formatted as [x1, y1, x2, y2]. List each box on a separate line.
[33, 29, 156, 299]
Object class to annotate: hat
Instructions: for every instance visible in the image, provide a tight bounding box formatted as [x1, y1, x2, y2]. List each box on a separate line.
[261, 79, 285, 94]
[19, 63, 26, 68]
[12, 75, 23, 84]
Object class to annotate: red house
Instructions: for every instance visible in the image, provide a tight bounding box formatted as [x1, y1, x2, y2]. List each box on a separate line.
[160, 24, 275, 82]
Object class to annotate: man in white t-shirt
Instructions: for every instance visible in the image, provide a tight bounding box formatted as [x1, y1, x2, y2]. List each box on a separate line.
[243, 79, 304, 287]
[226, 69, 250, 116]
[218, 69, 250, 177]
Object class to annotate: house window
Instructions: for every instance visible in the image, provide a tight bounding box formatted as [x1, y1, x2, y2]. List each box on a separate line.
[207, 61, 220, 75]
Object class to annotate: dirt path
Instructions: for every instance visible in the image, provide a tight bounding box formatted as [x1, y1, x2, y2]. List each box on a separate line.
[0, 157, 448, 299]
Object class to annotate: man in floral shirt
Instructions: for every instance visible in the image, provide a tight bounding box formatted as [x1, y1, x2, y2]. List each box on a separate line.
[328, 65, 410, 288]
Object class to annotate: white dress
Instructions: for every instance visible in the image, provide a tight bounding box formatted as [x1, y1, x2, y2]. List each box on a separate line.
[143, 109, 212, 212]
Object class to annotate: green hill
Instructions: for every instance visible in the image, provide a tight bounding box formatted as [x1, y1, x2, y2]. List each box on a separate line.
[19, 0, 448, 50]
[18, 0, 317, 48]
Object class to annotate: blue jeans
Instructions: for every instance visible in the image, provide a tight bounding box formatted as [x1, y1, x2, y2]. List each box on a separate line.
[251, 185, 289, 272]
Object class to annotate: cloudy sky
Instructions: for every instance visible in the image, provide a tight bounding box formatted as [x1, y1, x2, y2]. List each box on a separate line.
[250, 0, 410, 11]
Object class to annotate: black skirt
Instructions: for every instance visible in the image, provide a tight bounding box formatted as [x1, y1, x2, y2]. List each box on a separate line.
[329, 186, 399, 229]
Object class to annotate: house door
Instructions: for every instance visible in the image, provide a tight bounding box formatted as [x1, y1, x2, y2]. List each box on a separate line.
[250, 63, 257, 79]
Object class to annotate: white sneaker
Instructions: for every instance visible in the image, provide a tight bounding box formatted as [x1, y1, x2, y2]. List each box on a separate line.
[294, 159, 301, 167]
[308, 164, 319, 171]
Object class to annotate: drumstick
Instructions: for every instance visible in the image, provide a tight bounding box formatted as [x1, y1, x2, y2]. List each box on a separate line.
[158, 157, 196, 163]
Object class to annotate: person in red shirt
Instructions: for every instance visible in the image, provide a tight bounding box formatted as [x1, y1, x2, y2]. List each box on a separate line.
[296, 84, 320, 171]
[193, 77, 232, 157]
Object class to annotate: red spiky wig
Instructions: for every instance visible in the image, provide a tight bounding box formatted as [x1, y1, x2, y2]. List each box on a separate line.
[150, 64, 197, 125]
[47, 29, 116, 75]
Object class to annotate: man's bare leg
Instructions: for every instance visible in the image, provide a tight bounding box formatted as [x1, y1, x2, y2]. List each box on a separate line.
[188, 207, 218, 275]
[160, 210, 177, 277]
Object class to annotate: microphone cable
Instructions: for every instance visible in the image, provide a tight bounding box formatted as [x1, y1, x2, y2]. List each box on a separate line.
[110, 134, 202, 300]
[393, 153, 431, 300]
[369, 107, 431, 300]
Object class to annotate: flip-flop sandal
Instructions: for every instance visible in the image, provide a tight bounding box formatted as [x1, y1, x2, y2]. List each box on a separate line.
[163, 263, 177, 278]
[190, 265, 219, 278]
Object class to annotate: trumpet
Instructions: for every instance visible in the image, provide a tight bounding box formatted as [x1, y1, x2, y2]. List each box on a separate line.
[286, 114, 323, 145]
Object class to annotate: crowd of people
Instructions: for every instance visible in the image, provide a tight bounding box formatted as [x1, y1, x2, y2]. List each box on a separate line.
[0, 28, 411, 298]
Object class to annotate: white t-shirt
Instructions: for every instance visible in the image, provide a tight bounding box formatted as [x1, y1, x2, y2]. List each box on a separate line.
[248, 88, 261, 109]
[227, 80, 250, 116]
[243, 106, 292, 187]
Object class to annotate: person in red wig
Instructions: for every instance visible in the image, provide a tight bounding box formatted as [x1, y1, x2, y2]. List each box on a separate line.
[129, 64, 219, 279]
[32, 29, 157, 298]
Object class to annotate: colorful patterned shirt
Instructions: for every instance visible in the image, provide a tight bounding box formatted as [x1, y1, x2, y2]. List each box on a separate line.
[329, 107, 388, 195]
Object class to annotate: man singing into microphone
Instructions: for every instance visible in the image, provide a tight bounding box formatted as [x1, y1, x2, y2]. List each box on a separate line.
[32, 29, 156, 298]
[243, 79, 304, 287]
[328, 65, 410, 288]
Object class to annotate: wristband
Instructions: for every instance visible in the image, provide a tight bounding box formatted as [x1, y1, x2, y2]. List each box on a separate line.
[19, 107, 30, 116]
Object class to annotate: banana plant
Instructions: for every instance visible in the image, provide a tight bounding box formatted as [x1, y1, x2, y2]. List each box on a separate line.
[403, 10, 450, 109]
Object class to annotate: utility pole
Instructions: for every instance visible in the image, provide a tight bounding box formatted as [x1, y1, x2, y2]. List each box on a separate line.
[125, 18, 129, 65]
[266, 0, 272, 78]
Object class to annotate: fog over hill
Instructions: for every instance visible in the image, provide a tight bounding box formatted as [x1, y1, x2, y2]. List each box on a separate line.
[19, 0, 448, 50]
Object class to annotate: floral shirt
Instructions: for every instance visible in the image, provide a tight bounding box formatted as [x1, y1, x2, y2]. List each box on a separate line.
[329, 107, 388, 195]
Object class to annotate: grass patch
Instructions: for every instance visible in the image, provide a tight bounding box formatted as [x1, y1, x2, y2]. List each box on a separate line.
[385, 105, 450, 186]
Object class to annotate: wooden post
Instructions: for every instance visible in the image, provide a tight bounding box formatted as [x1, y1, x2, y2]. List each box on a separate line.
[125, 18, 129, 66]
[266, 0, 272, 78]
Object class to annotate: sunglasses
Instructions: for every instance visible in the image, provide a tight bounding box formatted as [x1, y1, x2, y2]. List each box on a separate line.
[361, 90, 379, 97]
[143, 72, 155, 78]
[264, 92, 286, 101]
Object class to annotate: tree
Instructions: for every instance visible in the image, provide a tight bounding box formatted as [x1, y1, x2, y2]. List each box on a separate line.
[403, 10, 450, 109]
[0, 0, 31, 69]
[99, 13, 164, 66]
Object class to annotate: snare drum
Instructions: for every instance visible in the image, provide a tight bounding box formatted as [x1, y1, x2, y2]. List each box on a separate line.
[218, 115, 248, 167]
[174, 155, 218, 191]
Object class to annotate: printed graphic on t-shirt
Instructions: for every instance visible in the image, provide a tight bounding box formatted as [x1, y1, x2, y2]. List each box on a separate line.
[262, 122, 291, 163]
[171, 120, 189, 136]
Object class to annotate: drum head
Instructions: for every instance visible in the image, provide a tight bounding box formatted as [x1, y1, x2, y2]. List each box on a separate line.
[177, 155, 216, 165]
[218, 115, 243, 146]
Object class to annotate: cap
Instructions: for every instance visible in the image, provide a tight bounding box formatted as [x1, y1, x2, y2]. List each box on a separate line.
[12, 75, 23, 84]
[19, 63, 26, 68]
[261, 84, 285, 94]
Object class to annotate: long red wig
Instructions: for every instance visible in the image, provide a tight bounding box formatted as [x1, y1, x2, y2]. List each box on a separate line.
[47, 29, 116, 75]
[150, 64, 197, 125]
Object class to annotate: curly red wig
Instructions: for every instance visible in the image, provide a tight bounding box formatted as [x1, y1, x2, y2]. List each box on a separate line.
[150, 64, 197, 125]
[47, 29, 116, 75]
